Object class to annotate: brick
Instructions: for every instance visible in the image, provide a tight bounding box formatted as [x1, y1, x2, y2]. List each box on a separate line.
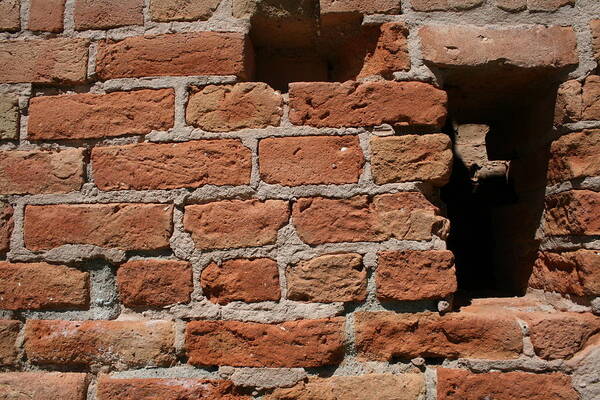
[370, 134, 453, 186]
[0, 0, 20, 31]
[265, 374, 425, 400]
[150, 0, 221, 22]
[292, 193, 449, 245]
[24, 203, 173, 251]
[259, 136, 364, 185]
[495, 0, 526, 11]
[420, 25, 578, 69]
[355, 310, 523, 360]
[592, 20, 600, 63]
[0, 201, 13, 254]
[97, 376, 250, 400]
[0, 95, 18, 139]
[544, 190, 600, 236]
[555, 76, 600, 123]
[186, 318, 344, 367]
[28, 89, 174, 140]
[29, 0, 66, 32]
[530, 250, 600, 296]
[117, 259, 193, 308]
[184, 200, 289, 250]
[0, 372, 88, 400]
[376, 250, 457, 301]
[548, 130, 600, 183]
[289, 81, 447, 128]
[437, 369, 579, 400]
[411, 0, 483, 11]
[286, 253, 367, 303]
[0, 38, 88, 84]
[187, 83, 282, 132]
[201, 258, 280, 305]
[583, 75, 600, 120]
[92, 139, 251, 190]
[320, 0, 402, 14]
[0, 321, 20, 366]
[0, 262, 89, 310]
[25, 320, 175, 368]
[527, 0, 574, 12]
[96, 32, 253, 80]
[74, 0, 143, 30]
[0, 148, 85, 195]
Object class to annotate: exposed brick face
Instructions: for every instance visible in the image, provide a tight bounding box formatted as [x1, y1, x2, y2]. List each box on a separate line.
[544, 190, 600, 236]
[0, 201, 13, 255]
[527, 0, 575, 12]
[529, 250, 600, 296]
[0, 95, 18, 140]
[149, 0, 222, 22]
[0, 321, 20, 366]
[548, 130, 600, 183]
[74, 0, 144, 30]
[320, 0, 402, 14]
[29, 0, 66, 32]
[0, 373, 88, 400]
[0, 0, 20, 32]
[412, 0, 483, 11]
[555, 76, 600, 123]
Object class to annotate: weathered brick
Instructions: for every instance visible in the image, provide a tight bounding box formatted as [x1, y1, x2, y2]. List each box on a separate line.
[24, 203, 173, 251]
[184, 200, 289, 250]
[29, 0, 66, 32]
[0, 95, 18, 140]
[186, 318, 344, 367]
[320, 0, 402, 14]
[0, 0, 20, 31]
[265, 374, 425, 400]
[0, 38, 88, 83]
[355, 310, 523, 360]
[592, 20, 600, 63]
[28, 89, 174, 140]
[289, 81, 447, 128]
[376, 250, 457, 301]
[0, 149, 84, 195]
[74, 0, 144, 30]
[495, 0, 526, 11]
[437, 369, 579, 400]
[25, 320, 175, 368]
[96, 32, 253, 80]
[286, 253, 367, 303]
[259, 136, 364, 186]
[530, 250, 600, 296]
[583, 75, 600, 120]
[187, 83, 282, 132]
[420, 25, 578, 69]
[527, 0, 574, 12]
[292, 193, 449, 245]
[97, 376, 250, 400]
[0, 201, 12, 254]
[117, 259, 193, 308]
[544, 190, 600, 236]
[555, 76, 600, 123]
[548, 130, 600, 183]
[370, 134, 453, 186]
[201, 258, 280, 304]
[92, 140, 251, 190]
[0, 262, 89, 310]
[0, 321, 20, 366]
[411, 0, 483, 11]
[150, 0, 221, 22]
[0, 372, 88, 400]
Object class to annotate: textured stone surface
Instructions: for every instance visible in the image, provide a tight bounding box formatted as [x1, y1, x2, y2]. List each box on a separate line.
[527, 0, 575, 12]
[292, 193, 449, 245]
[28, 89, 174, 140]
[376, 250, 457, 301]
[0, 95, 18, 140]
[567, 335, 600, 400]
[320, 0, 402, 14]
[201, 258, 280, 304]
[555, 77, 600, 123]
[25, 203, 173, 251]
[286, 253, 367, 303]
[0, 0, 20, 31]
[583, 75, 600, 120]
[0, 38, 88, 83]
[186, 318, 345, 367]
[25, 320, 175, 369]
[29, 0, 65, 32]
[74, 0, 144, 30]
[117, 259, 193, 308]
[0, 262, 89, 310]
[150, 0, 221, 22]
[288, 81, 447, 128]
[259, 136, 364, 185]
[96, 32, 253, 80]
[530, 251, 587, 296]
[370, 134, 453, 186]
[592, 20, 600, 63]
[184, 200, 289, 250]
[0, 201, 12, 254]
[544, 190, 600, 236]
[495, 0, 526, 11]
[0, 373, 88, 400]
[0, 321, 20, 366]
[412, 0, 483, 11]
[92, 140, 251, 190]
[0, 149, 84, 195]
[548, 130, 600, 183]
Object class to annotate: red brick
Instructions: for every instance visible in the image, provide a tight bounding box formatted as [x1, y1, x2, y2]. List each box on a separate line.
[531, 250, 600, 296]
[92, 140, 251, 190]
[592, 20, 600, 63]
[548, 130, 600, 183]
[117, 259, 193, 308]
[495, 0, 526, 11]
[0, 149, 84, 195]
[355, 310, 523, 360]
[29, 0, 65, 32]
[0, 0, 20, 32]
[320, 0, 402, 14]
[412, 0, 483, 11]
[555, 77, 600, 123]
[259, 136, 364, 186]
[0, 38, 88, 84]
[437, 369, 579, 400]
[528, 0, 575, 12]
[150, 0, 221, 22]
[74, 0, 143, 30]
[97, 376, 251, 400]
[420, 25, 578, 69]
[96, 32, 254, 80]
[28, 89, 174, 140]
[184, 200, 289, 250]
[544, 190, 600, 236]
[25, 320, 175, 368]
[24, 203, 173, 251]
[0, 372, 88, 400]
[0, 321, 20, 366]
[0, 262, 89, 310]
[0, 201, 13, 254]
[289, 81, 447, 128]
[292, 193, 449, 245]
[583, 75, 600, 120]
[376, 250, 457, 301]
[185, 318, 345, 367]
